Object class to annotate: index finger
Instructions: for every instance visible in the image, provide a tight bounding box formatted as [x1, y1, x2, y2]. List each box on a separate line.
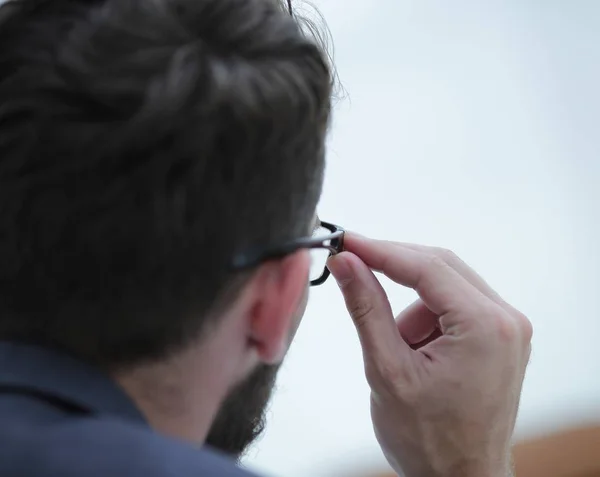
[343, 233, 487, 316]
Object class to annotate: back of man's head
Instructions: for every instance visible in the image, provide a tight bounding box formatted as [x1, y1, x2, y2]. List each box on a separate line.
[0, 0, 331, 369]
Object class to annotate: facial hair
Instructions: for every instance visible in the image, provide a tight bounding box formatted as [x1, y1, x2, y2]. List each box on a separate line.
[206, 284, 309, 458]
[205, 363, 280, 459]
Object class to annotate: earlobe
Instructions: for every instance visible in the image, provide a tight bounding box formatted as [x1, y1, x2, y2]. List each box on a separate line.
[248, 250, 310, 364]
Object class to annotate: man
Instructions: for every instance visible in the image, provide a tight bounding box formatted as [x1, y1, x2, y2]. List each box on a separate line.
[0, 0, 532, 476]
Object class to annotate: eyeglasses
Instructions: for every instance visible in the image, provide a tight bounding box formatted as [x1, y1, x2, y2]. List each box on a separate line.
[232, 221, 345, 287]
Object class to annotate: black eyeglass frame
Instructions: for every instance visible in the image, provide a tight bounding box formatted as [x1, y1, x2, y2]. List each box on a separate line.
[231, 221, 345, 287]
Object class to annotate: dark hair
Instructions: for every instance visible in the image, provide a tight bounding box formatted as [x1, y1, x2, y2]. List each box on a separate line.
[0, 0, 331, 369]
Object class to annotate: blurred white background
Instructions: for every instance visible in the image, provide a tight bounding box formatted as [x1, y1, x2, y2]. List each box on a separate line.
[244, 1, 600, 476]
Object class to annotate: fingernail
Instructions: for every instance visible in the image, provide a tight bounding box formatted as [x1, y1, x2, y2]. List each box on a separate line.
[327, 255, 354, 287]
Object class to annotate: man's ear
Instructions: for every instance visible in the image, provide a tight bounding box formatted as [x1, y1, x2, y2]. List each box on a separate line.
[247, 250, 310, 364]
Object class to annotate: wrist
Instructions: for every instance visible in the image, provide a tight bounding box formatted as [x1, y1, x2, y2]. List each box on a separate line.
[438, 457, 512, 477]
[463, 462, 512, 477]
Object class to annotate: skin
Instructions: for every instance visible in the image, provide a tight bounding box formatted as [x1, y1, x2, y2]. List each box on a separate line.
[116, 230, 532, 477]
[328, 234, 532, 477]
[115, 248, 311, 445]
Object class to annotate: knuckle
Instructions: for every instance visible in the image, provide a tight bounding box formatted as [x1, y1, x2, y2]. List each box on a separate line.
[516, 312, 534, 342]
[503, 308, 533, 344]
[419, 254, 451, 288]
[436, 247, 460, 265]
[348, 298, 375, 329]
[477, 304, 533, 351]
[425, 253, 450, 273]
[493, 311, 521, 343]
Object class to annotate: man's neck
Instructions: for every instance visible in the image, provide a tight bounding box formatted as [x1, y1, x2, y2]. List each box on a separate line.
[113, 345, 233, 444]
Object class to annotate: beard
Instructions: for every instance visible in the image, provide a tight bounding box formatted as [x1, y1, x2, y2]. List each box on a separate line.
[206, 284, 308, 459]
[205, 363, 280, 459]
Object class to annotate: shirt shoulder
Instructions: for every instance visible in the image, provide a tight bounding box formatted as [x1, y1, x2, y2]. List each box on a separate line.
[0, 415, 258, 477]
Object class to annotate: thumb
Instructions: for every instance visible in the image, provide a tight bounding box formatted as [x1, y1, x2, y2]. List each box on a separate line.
[328, 252, 411, 365]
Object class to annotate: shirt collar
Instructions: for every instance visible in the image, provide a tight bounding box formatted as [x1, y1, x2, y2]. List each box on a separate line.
[0, 341, 147, 425]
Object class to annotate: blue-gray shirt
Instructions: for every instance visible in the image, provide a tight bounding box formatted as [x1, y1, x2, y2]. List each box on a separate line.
[0, 341, 258, 477]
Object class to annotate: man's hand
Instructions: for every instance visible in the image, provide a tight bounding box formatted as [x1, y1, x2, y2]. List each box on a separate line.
[328, 234, 532, 477]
